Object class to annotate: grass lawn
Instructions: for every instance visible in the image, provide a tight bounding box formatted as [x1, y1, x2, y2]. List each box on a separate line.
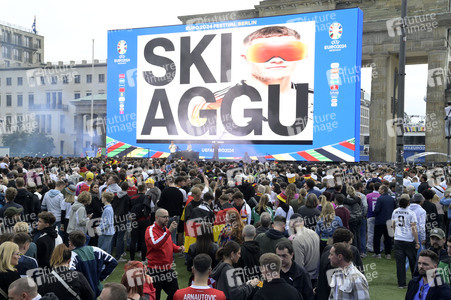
[104, 251, 409, 300]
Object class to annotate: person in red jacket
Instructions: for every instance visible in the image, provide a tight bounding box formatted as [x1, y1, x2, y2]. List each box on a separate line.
[145, 208, 185, 300]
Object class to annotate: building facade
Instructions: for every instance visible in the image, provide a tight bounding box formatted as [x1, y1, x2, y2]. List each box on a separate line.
[0, 60, 107, 156]
[0, 21, 44, 68]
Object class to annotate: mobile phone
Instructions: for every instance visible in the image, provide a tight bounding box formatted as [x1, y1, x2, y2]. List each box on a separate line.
[218, 176, 222, 180]
[199, 168, 203, 173]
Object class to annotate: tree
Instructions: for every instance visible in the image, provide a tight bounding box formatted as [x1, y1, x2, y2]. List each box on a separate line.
[2, 130, 55, 157]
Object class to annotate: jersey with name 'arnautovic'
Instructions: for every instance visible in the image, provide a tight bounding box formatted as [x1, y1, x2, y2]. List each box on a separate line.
[391, 207, 418, 242]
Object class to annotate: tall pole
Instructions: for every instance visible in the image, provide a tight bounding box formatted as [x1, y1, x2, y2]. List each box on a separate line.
[91, 39, 95, 154]
[395, 0, 407, 198]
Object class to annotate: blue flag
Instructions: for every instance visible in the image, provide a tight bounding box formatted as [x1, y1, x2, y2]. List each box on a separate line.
[32, 16, 36, 34]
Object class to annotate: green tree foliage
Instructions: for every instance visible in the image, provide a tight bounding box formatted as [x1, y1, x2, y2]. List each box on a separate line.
[2, 131, 55, 156]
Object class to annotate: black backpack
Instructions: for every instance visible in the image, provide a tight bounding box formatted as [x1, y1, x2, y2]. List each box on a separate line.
[142, 195, 152, 218]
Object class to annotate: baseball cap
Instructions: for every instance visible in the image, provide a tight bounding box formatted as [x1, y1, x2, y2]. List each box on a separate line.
[430, 228, 445, 239]
[4, 207, 23, 218]
[6, 172, 14, 179]
[86, 172, 94, 181]
[145, 177, 155, 185]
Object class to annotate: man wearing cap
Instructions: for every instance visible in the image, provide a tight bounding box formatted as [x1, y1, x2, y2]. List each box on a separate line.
[76, 171, 94, 196]
[428, 228, 448, 261]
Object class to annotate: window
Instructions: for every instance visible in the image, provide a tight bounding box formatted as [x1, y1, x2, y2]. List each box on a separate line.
[74, 75, 80, 84]
[40, 114, 45, 133]
[24, 36, 31, 48]
[2, 46, 11, 59]
[36, 53, 41, 63]
[28, 94, 34, 107]
[99, 74, 105, 83]
[60, 115, 65, 134]
[46, 92, 51, 108]
[51, 76, 57, 85]
[17, 77, 23, 86]
[98, 90, 105, 94]
[17, 94, 23, 107]
[58, 92, 62, 108]
[63, 76, 68, 84]
[6, 78, 12, 86]
[6, 94, 11, 107]
[87, 74, 92, 83]
[17, 115, 23, 130]
[6, 116, 11, 133]
[47, 115, 52, 134]
[74, 92, 81, 99]
[23, 51, 31, 64]
[40, 76, 45, 85]
[13, 34, 21, 45]
[60, 140, 64, 154]
[52, 92, 57, 108]
[13, 48, 21, 61]
[36, 39, 41, 49]
[86, 92, 92, 97]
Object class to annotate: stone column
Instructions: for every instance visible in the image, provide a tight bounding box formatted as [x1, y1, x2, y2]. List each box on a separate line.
[425, 50, 449, 161]
[369, 54, 399, 162]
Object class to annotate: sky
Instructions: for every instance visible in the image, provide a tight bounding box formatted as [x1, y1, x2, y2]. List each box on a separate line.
[2, 0, 427, 116]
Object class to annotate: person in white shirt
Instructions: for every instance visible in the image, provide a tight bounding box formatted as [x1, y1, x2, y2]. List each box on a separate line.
[409, 193, 427, 245]
[391, 194, 420, 288]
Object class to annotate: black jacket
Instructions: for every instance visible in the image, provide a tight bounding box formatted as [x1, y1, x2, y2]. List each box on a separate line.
[405, 275, 451, 300]
[35, 226, 58, 268]
[158, 186, 184, 216]
[237, 240, 262, 281]
[38, 267, 96, 300]
[0, 270, 20, 300]
[280, 261, 313, 300]
[187, 242, 219, 273]
[211, 261, 254, 300]
[111, 191, 130, 225]
[15, 188, 34, 217]
[253, 278, 303, 300]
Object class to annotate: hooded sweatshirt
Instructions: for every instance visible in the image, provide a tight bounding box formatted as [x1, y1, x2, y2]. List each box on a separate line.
[36, 225, 58, 268]
[237, 240, 262, 281]
[255, 228, 289, 254]
[41, 189, 64, 222]
[112, 190, 130, 226]
[67, 201, 89, 234]
[210, 261, 254, 300]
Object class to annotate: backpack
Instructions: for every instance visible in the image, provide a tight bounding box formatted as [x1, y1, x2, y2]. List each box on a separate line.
[247, 197, 258, 209]
[142, 195, 152, 218]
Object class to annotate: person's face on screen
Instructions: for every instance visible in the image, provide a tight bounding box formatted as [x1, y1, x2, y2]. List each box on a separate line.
[243, 35, 301, 83]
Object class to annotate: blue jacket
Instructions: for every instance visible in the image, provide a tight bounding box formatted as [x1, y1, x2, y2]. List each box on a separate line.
[405, 275, 451, 300]
[70, 245, 118, 297]
[374, 193, 395, 225]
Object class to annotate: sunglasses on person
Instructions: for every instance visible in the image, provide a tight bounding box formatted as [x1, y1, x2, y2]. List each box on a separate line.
[246, 40, 308, 63]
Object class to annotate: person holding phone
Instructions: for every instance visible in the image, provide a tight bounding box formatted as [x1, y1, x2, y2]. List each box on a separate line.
[145, 208, 185, 300]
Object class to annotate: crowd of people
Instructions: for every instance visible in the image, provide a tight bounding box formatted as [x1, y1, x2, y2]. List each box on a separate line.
[1, 156, 451, 299]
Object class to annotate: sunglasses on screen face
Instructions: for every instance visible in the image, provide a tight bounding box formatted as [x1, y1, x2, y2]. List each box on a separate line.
[246, 40, 308, 63]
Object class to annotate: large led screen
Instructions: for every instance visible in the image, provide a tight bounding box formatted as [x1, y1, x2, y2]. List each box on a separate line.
[107, 8, 363, 161]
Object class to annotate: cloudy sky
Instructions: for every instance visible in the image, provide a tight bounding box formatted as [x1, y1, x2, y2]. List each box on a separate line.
[2, 0, 427, 115]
